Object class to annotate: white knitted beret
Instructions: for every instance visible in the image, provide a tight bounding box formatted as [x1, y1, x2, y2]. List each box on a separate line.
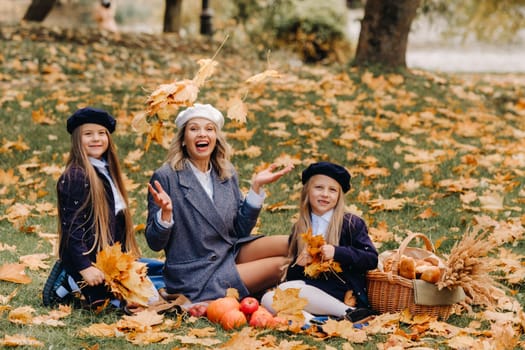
[174, 103, 224, 130]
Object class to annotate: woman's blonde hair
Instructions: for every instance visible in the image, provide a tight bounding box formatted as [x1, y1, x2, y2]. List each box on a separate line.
[58, 126, 140, 258]
[165, 123, 233, 179]
[288, 178, 347, 257]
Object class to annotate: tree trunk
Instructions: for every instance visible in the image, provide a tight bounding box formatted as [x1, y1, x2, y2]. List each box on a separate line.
[163, 0, 183, 33]
[23, 0, 58, 22]
[354, 0, 421, 68]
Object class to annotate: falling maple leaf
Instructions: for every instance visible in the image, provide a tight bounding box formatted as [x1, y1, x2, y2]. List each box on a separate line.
[245, 69, 281, 84]
[145, 79, 199, 118]
[94, 243, 155, 307]
[193, 58, 218, 86]
[227, 96, 248, 124]
[300, 230, 342, 278]
[144, 120, 163, 152]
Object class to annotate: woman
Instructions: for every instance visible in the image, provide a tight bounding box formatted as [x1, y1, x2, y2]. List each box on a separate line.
[146, 103, 293, 302]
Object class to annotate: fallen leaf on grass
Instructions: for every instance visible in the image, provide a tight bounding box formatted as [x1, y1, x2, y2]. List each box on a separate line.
[78, 323, 117, 337]
[187, 327, 216, 337]
[322, 319, 367, 343]
[174, 335, 221, 346]
[0, 288, 18, 304]
[219, 327, 263, 349]
[117, 310, 164, 332]
[126, 331, 175, 345]
[0, 242, 16, 252]
[1, 334, 43, 347]
[0, 263, 32, 284]
[32, 107, 55, 125]
[368, 197, 406, 212]
[19, 253, 49, 270]
[8, 306, 34, 324]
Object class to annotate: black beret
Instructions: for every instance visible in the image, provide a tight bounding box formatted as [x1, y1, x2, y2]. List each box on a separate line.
[302, 162, 351, 193]
[66, 107, 116, 134]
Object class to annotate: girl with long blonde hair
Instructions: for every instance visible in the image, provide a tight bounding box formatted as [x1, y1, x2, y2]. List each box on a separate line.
[262, 162, 379, 324]
[43, 107, 162, 311]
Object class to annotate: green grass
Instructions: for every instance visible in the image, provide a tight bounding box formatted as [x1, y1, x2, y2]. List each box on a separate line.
[0, 25, 524, 349]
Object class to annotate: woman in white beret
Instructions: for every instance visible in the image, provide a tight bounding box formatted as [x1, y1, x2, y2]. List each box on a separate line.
[145, 103, 294, 303]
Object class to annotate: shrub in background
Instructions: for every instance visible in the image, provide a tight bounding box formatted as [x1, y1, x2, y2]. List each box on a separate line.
[234, 0, 352, 63]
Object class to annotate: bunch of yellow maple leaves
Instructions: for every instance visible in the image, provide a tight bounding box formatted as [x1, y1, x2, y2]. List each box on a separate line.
[300, 229, 342, 278]
[94, 243, 155, 307]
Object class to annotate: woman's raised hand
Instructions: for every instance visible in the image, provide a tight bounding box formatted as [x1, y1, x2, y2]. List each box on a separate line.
[251, 163, 294, 194]
[148, 180, 173, 222]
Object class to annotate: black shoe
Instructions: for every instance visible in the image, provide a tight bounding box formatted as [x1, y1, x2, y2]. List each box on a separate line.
[42, 260, 71, 307]
[344, 307, 379, 322]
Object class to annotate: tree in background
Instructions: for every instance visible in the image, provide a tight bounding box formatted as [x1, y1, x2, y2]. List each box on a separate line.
[354, 0, 421, 68]
[23, 0, 58, 22]
[163, 0, 183, 33]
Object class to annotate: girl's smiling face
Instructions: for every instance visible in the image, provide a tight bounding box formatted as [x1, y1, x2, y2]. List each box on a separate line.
[183, 117, 217, 164]
[80, 123, 109, 159]
[307, 174, 341, 216]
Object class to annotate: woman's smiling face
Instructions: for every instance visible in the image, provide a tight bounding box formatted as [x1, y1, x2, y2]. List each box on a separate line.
[183, 117, 217, 163]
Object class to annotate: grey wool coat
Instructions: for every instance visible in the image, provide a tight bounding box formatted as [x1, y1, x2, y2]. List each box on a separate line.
[145, 162, 262, 302]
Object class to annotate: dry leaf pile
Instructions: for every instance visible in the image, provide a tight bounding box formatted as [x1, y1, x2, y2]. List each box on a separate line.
[94, 243, 155, 307]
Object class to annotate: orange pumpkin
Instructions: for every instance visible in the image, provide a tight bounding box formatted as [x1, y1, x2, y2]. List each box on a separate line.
[220, 308, 247, 330]
[206, 297, 240, 323]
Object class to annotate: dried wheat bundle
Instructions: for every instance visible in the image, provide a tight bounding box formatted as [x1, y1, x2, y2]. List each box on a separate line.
[437, 228, 507, 309]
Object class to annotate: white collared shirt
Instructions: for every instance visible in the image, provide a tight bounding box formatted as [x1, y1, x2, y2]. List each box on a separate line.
[187, 160, 214, 200]
[311, 209, 333, 238]
[89, 157, 126, 213]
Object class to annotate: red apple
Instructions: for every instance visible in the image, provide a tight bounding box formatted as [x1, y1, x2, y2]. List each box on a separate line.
[239, 297, 259, 316]
[187, 304, 208, 317]
[249, 306, 275, 328]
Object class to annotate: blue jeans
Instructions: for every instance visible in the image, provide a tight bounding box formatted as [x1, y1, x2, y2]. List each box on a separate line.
[139, 258, 165, 290]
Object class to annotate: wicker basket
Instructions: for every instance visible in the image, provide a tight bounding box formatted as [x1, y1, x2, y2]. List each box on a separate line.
[367, 233, 455, 320]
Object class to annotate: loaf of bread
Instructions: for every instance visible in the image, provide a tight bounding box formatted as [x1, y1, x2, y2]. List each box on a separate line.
[381, 253, 442, 284]
[398, 255, 416, 280]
